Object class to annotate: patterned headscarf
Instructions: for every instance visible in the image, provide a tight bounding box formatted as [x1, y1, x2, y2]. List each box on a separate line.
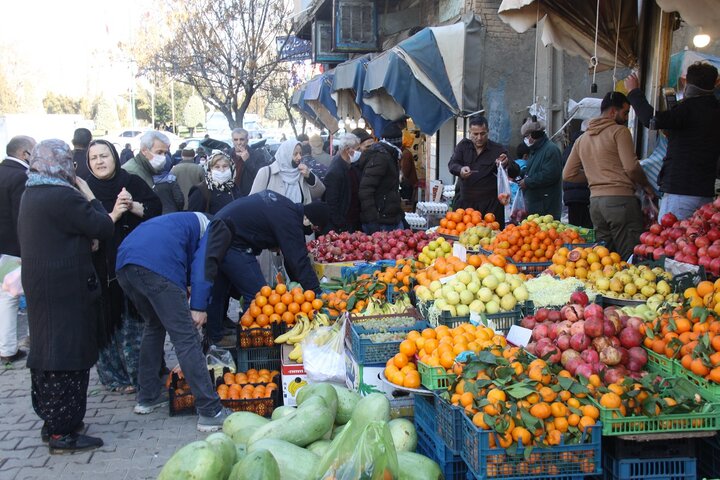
[204, 151, 236, 192]
[26, 139, 76, 188]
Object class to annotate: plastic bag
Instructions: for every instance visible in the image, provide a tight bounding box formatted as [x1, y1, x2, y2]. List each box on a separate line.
[302, 315, 347, 384]
[206, 345, 235, 379]
[638, 189, 658, 230]
[509, 187, 528, 224]
[1, 267, 23, 297]
[497, 166, 512, 221]
[314, 420, 399, 480]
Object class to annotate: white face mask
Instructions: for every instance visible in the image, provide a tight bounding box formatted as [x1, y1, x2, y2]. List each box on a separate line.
[149, 153, 166, 171]
[212, 169, 232, 184]
[523, 137, 532, 147]
[351, 150, 361, 162]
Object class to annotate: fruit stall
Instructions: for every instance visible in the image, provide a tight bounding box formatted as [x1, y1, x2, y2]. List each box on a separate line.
[159, 208, 720, 480]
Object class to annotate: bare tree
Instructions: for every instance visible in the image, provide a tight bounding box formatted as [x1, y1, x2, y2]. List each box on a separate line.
[135, 0, 292, 129]
[261, 62, 302, 137]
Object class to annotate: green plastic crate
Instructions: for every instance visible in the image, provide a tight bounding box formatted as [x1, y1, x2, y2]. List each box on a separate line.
[644, 347, 677, 376]
[668, 360, 720, 403]
[418, 361, 455, 391]
[567, 224, 596, 242]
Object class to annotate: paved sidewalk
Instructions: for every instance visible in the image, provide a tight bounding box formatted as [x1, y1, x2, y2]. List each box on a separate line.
[0, 313, 208, 480]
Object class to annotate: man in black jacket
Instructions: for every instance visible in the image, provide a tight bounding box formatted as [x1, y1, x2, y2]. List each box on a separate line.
[625, 63, 720, 220]
[322, 133, 360, 232]
[449, 115, 519, 227]
[0, 135, 35, 364]
[72, 128, 92, 179]
[230, 128, 271, 196]
[358, 124, 405, 233]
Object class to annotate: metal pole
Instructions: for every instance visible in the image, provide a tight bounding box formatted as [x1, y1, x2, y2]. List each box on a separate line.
[151, 84, 156, 129]
[171, 79, 176, 134]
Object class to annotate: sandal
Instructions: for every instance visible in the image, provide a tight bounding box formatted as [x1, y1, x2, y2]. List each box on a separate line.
[109, 385, 137, 394]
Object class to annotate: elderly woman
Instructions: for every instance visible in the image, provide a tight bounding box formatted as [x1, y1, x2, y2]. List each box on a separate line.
[18, 139, 114, 454]
[187, 151, 240, 214]
[322, 133, 361, 232]
[250, 139, 325, 204]
[85, 140, 162, 394]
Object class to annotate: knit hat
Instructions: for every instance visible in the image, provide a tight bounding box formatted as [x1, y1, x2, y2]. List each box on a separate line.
[381, 124, 403, 147]
[181, 148, 195, 158]
[303, 201, 330, 232]
[351, 128, 372, 144]
[520, 117, 545, 137]
[309, 134, 324, 148]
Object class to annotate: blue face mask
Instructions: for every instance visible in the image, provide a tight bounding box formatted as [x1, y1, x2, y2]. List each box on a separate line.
[351, 150, 361, 162]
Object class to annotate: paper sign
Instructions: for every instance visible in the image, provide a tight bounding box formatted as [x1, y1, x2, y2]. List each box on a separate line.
[506, 325, 533, 347]
[452, 242, 467, 262]
[439, 273, 458, 284]
[469, 310, 482, 325]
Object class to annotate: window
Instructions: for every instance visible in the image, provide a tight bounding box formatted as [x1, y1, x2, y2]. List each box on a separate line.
[333, 0, 379, 52]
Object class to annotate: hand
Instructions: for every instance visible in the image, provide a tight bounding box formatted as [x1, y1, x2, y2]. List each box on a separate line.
[75, 177, 95, 201]
[118, 187, 133, 205]
[110, 196, 129, 221]
[237, 148, 249, 161]
[519, 179, 527, 190]
[496, 154, 508, 168]
[191, 310, 207, 327]
[625, 73, 640, 92]
[460, 166, 472, 179]
[297, 162, 310, 178]
[644, 186, 656, 200]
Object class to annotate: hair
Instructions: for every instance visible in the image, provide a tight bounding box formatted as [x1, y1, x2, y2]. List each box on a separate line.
[6, 135, 36, 158]
[468, 115, 489, 129]
[515, 142, 530, 159]
[72, 128, 92, 148]
[686, 62, 718, 91]
[139, 130, 170, 151]
[124, 143, 131, 149]
[231, 128, 248, 137]
[207, 151, 232, 169]
[296, 133, 309, 142]
[300, 143, 312, 156]
[336, 133, 359, 151]
[600, 91, 629, 113]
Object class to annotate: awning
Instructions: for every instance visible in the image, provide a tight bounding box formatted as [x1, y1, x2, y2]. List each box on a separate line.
[332, 54, 392, 135]
[291, 84, 324, 129]
[656, 0, 720, 37]
[304, 71, 339, 133]
[498, 0, 638, 69]
[668, 50, 720, 89]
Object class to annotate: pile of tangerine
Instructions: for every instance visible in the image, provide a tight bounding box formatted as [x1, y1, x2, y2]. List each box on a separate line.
[240, 284, 324, 329]
[437, 208, 500, 236]
[217, 369, 279, 400]
[487, 221, 581, 263]
[549, 245, 625, 279]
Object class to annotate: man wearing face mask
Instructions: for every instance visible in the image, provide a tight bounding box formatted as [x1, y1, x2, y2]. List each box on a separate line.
[122, 131, 171, 188]
[563, 92, 653, 260]
[518, 117, 563, 219]
[322, 133, 361, 233]
[625, 64, 720, 220]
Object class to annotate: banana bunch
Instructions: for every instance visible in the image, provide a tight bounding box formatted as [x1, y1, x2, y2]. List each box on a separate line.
[274, 313, 332, 345]
[356, 295, 413, 316]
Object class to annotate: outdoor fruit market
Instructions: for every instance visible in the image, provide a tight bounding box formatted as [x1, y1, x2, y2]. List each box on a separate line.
[160, 209, 720, 480]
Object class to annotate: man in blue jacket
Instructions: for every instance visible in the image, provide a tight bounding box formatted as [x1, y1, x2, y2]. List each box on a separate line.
[204, 191, 329, 345]
[115, 212, 226, 432]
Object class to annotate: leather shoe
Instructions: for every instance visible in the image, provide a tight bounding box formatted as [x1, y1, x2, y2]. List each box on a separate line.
[41, 421, 85, 443]
[48, 433, 103, 454]
[0, 350, 26, 364]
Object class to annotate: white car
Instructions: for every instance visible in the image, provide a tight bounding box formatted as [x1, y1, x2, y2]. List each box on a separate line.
[103, 129, 184, 154]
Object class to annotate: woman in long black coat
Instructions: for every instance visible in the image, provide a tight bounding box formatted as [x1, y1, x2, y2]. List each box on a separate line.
[19, 139, 115, 454]
[85, 140, 162, 393]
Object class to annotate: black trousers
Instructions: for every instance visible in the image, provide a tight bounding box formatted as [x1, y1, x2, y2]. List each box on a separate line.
[567, 202, 593, 229]
[31, 369, 89, 436]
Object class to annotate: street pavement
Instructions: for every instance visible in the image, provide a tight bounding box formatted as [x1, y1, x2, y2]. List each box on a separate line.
[0, 312, 208, 480]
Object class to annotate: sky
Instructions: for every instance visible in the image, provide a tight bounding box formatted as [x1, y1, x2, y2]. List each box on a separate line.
[1, 0, 145, 103]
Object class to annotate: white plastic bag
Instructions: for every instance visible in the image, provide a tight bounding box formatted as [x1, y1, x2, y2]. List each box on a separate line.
[1, 267, 22, 297]
[206, 345, 236, 379]
[302, 315, 347, 384]
[497, 166, 512, 221]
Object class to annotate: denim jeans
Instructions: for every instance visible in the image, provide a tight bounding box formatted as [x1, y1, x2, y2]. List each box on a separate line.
[206, 247, 266, 342]
[117, 264, 221, 417]
[659, 194, 713, 221]
[361, 221, 404, 234]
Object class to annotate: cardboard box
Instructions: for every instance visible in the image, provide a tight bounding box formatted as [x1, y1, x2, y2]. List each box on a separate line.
[310, 255, 355, 281]
[281, 344, 309, 406]
[344, 349, 414, 417]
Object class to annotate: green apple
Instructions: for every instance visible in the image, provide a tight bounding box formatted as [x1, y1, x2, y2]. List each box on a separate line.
[477, 265, 492, 280]
[460, 290, 475, 305]
[485, 300, 500, 315]
[456, 271, 472, 285]
[512, 285, 529, 302]
[490, 267, 506, 282]
[456, 304, 470, 317]
[416, 286, 433, 302]
[441, 242, 452, 253]
[467, 282, 481, 294]
[500, 294, 517, 311]
[442, 285, 455, 298]
[445, 290, 460, 306]
[429, 280, 443, 293]
[469, 300, 485, 313]
[509, 277, 523, 291]
[463, 265, 477, 274]
[495, 282, 511, 297]
[433, 288, 445, 300]
[453, 282, 467, 293]
[435, 299, 448, 310]
[428, 241, 438, 250]
[481, 275, 499, 290]
[477, 287, 493, 303]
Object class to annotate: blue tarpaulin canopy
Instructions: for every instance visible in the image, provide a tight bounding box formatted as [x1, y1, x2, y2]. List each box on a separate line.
[291, 84, 324, 129]
[304, 71, 340, 132]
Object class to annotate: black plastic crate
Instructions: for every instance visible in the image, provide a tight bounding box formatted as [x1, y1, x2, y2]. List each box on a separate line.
[236, 345, 281, 372]
[603, 437, 696, 460]
[603, 453, 696, 480]
[237, 322, 287, 349]
[697, 433, 720, 479]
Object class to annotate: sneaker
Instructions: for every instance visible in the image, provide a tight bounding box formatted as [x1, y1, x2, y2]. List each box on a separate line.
[41, 422, 85, 443]
[133, 394, 169, 414]
[197, 407, 232, 432]
[0, 350, 27, 364]
[48, 433, 103, 454]
[213, 335, 236, 349]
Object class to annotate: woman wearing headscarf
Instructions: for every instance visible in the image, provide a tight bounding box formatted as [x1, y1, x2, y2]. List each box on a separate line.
[18, 139, 114, 454]
[85, 140, 162, 394]
[187, 151, 240, 214]
[250, 139, 325, 204]
[152, 156, 184, 213]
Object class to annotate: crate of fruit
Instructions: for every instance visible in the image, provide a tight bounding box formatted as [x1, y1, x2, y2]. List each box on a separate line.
[212, 367, 281, 417]
[511, 260, 552, 275]
[237, 322, 287, 349]
[168, 371, 196, 416]
[340, 259, 397, 281]
[603, 453, 696, 480]
[664, 359, 720, 403]
[236, 345, 281, 372]
[417, 361, 455, 391]
[644, 347, 677, 376]
[462, 415, 602, 479]
[348, 318, 428, 364]
[435, 392, 465, 454]
[427, 304, 524, 335]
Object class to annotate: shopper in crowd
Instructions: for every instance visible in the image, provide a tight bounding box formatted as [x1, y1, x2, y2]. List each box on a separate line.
[119, 143, 134, 165]
[448, 115, 519, 227]
[72, 128, 93, 179]
[563, 91, 653, 260]
[351, 128, 375, 152]
[625, 63, 720, 220]
[300, 142, 329, 182]
[562, 121, 592, 228]
[171, 148, 205, 208]
[509, 142, 529, 208]
[85, 139, 161, 394]
[309, 134, 332, 168]
[0, 135, 35, 364]
[152, 155, 184, 213]
[296, 133, 310, 145]
[250, 139, 325, 204]
[19, 139, 114, 453]
[400, 131, 418, 205]
[187, 151, 240, 215]
[123, 131, 171, 188]
[518, 117, 563, 220]
[230, 127, 270, 197]
[323, 133, 360, 233]
[116, 212, 230, 432]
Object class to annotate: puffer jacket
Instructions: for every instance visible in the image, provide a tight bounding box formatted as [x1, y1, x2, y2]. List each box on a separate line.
[358, 142, 403, 225]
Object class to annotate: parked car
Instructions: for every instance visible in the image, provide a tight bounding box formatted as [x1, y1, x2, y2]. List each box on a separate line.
[103, 129, 184, 154]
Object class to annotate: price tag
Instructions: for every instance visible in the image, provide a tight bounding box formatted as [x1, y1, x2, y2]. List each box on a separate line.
[452, 242, 467, 262]
[439, 273, 457, 284]
[506, 325, 533, 347]
[469, 310, 482, 325]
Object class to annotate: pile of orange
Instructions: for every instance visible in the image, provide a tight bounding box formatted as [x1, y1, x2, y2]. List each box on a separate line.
[437, 209, 500, 236]
[217, 369, 279, 399]
[486, 221, 581, 264]
[642, 281, 720, 384]
[321, 276, 390, 316]
[240, 284, 323, 329]
[549, 245, 625, 279]
[371, 259, 424, 295]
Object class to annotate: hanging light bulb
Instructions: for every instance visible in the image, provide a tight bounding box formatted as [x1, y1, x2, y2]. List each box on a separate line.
[693, 31, 711, 48]
[349, 118, 357, 130]
[358, 118, 366, 129]
[344, 116, 351, 129]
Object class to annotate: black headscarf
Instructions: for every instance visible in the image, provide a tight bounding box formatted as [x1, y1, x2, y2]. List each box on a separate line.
[85, 139, 134, 214]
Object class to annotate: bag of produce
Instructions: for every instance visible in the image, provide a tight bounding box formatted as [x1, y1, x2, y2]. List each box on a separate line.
[314, 420, 399, 480]
[206, 345, 236, 379]
[497, 166, 512, 220]
[638, 188, 658, 230]
[509, 188, 528, 224]
[302, 315, 347, 383]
